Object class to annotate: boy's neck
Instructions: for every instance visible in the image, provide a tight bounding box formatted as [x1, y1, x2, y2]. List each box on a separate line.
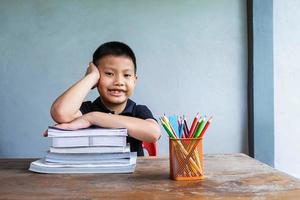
[100, 97, 127, 114]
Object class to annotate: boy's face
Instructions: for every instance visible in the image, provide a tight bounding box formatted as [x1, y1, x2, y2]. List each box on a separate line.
[96, 55, 137, 108]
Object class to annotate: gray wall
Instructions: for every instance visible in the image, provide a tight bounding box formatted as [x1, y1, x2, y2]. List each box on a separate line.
[274, 0, 300, 178]
[252, 0, 274, 166]
[0, 0, 248, 157]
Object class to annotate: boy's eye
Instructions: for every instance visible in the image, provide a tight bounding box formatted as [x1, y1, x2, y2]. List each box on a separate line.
[105, 72, 113, 76]
[124, 74, 132, 78]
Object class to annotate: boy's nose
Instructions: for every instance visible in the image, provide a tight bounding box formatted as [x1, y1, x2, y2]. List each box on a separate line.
[114, 75, 124, 86]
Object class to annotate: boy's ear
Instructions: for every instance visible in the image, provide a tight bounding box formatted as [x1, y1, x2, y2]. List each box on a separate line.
[133, 75, 138, 85]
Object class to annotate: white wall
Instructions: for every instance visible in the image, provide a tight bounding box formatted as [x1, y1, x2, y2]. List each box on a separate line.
[274, 0, 300, 178]
[0, 0, 248, 157]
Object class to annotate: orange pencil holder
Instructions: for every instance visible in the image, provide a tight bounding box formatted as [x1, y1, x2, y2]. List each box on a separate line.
[169, 138, 204, 181]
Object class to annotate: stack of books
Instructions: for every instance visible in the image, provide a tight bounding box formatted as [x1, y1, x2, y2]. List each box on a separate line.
[29, 126, 137, 173]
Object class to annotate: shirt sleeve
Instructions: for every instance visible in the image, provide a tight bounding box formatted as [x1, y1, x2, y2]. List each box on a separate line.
[79, 101, 93, 114]
[135, 105, 157, 121]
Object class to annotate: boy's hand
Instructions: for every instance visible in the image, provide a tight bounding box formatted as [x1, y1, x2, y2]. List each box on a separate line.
[54, 116, 92, 130]
[85, 62, 100, 89]
[43, 116, 92, 137]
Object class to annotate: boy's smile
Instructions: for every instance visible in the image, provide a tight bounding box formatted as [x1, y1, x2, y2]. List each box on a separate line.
[108, 88, 126, 97]
[97, 55, 137, 113]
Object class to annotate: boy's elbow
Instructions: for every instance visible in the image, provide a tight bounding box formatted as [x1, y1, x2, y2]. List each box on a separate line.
[50, 106, 72, 123]
[152, 132, 161, 142]
[149, 127, 161, 142]
[140, 122, 161, 142]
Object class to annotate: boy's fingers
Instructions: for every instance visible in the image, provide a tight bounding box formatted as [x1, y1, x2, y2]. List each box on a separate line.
[43, 130, 48, 137]
[54, 123, 68, 129]
[89, 61, 97, 68]
[85, 62, 98, 76]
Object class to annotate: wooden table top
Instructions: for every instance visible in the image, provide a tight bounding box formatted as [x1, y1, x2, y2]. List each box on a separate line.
[0, 153, 300, 200]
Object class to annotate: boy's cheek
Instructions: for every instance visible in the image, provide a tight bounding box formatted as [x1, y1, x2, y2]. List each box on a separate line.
[96, 83, 105, 95]
[97, 78, 108, 88]
[127, 89, 135, 97]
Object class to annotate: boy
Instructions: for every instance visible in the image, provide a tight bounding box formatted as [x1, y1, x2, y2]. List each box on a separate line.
[49, 41, 161, 156]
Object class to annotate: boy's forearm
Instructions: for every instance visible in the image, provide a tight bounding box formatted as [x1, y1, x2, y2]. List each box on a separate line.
[84, 112, 161, 142]
[51, 74, 97, 123]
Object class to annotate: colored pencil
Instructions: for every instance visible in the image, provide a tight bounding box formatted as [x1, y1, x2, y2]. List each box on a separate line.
[199, 117, 212, 138]
[194, 117, 206, 138]
[183, 115, 189, 134]
[187, 113, 199, 138]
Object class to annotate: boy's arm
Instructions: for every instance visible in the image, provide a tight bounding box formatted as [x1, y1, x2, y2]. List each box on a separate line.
[87, 112, 161, 142]
[50, 63, 99, 123]
[53, 112, 161, 142]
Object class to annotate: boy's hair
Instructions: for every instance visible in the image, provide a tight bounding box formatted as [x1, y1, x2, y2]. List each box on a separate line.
[93, 41, 137, 73]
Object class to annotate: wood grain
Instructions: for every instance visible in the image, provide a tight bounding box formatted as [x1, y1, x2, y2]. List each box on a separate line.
[0, 154, 299, 200]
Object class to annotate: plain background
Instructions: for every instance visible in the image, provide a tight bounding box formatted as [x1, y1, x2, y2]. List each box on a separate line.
[0, 0, 248, 157]
[274, 0, 300, 178]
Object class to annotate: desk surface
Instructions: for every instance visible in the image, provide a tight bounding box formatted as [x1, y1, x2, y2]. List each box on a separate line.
[0, 154, 300, 200]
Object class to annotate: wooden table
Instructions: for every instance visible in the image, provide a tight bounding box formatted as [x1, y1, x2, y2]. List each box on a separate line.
[0, 154, 300, 200]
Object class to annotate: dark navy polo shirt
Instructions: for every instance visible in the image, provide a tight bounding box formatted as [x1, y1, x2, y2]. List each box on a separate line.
[79, 97, 156, 156]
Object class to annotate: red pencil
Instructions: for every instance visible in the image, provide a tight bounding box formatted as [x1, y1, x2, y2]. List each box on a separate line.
[191, 120, 201, 138]
[199, 117, 212, 138]
[187, 113, 199, 138]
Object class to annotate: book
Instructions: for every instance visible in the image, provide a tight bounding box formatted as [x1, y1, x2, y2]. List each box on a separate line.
[49, 145, 130, 154]
[48, 127, 128, 147]
[47, 126, 127, 137]
[45, 158, 131, 165]
[29, 152, 137, 174]
[52, 136, 127, 147]
[29, 127, 137, 174]
[45, 151, 131, 164]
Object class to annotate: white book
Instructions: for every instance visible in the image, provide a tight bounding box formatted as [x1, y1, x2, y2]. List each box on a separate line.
[47, 126, 127, 137]
[29, 152, 137, 174]
[45, 151, 131, 163]
[52, 136, 127, 147]
[45, 158, 131, 165]
[49, 145, 130, 154]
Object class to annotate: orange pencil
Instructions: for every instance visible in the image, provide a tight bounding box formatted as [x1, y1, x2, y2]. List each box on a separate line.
[187, 113, 199, 138]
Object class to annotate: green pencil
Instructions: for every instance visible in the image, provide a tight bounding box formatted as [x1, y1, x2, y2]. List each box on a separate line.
[161, 119, 176, 138]
[194, 118, 206, 138]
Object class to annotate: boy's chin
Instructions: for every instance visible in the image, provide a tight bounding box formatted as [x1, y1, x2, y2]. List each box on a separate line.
[105, 97, 128, 105]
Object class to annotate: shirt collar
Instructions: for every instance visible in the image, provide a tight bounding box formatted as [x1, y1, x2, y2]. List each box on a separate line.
[121, 99, 136, 114]
[94, 97, 136, 115]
